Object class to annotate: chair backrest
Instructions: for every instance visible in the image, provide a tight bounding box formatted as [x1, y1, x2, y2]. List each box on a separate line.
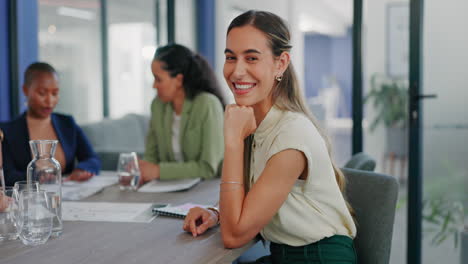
[344, 152, 376, 171]
[81, 114, 150, 170]
[342, 168, 398, 264]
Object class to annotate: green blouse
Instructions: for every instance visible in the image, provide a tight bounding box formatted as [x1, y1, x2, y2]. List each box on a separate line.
[143, 92, 224, 180]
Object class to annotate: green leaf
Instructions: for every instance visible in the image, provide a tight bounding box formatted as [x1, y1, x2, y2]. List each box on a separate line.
[364, 74, 409, 130]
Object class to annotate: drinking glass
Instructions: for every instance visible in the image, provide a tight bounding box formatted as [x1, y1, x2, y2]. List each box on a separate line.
[12, 181, 40, 224]
[16, 190, 53, 246]
[117, 152, 140, 191]
[13, 181, 40, 200]
[0, 187, 19, 241]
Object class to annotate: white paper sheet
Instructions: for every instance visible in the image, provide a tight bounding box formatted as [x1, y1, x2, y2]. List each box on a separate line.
[137, 178, 201, 193]
[62, 171, 118, 201]
[62, 201, 155, 223]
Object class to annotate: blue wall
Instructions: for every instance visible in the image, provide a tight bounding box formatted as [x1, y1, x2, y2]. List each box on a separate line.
[304, 29, 352, 118]
[0, 0, 38, 121]
[16, 0, 39, 115]
[0, 0, 11, 121]
[331, 30, 352, 117]
[196, 0, 215, 69]
[304, 36, 332, 98]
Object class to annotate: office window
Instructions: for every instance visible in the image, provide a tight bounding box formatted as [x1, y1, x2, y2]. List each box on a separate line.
[107, 0, 157, 118]
[38, 0, 103, 124]
[422, 0, 468, 263]
[363, 1, 409, 263]
[175, 0, 196, 50]
[157, 0, 168, 45]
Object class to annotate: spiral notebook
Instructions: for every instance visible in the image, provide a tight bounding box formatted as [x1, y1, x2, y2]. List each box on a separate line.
[152, 203, 208, 219]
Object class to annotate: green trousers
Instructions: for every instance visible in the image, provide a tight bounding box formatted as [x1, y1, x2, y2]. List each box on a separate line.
[254, 235, 357, 264]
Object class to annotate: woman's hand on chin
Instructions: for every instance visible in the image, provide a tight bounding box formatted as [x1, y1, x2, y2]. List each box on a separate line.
[224, 104, 257, 146]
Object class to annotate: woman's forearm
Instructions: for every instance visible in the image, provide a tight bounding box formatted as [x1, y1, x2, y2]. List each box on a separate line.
[219, 140, 247, 246]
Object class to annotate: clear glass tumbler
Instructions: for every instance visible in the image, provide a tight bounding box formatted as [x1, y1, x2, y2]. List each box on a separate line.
[117, 152, 140, 191]
[13, 181, 40, 199]
[17, 190, 53, 246]
[0, 187, 19, 241]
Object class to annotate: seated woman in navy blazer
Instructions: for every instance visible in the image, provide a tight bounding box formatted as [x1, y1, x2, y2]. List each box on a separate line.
[0, 62, 100, 187]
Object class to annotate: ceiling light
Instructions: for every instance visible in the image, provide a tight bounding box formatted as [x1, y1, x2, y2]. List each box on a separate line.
[57, 6, 95, 21]
[48, 24, 57, 34]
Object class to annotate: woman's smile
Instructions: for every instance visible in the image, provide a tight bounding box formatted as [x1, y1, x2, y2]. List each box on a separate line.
[232, 82, 257, 95]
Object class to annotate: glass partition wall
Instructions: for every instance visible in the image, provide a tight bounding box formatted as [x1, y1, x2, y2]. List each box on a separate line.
[39, 0, 103, 123]
[107, 0, 157, 119]
[363, 1, 409, 263]
[39, 0, 162, 123]
[421, 0, 468, 263]
[364, 1, 467, 263]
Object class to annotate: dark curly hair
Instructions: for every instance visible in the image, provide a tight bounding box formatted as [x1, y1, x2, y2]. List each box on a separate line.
[153, 44, 225, 107]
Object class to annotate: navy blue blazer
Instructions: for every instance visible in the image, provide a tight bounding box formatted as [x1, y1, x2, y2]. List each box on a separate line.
[0, 112, 101, 186]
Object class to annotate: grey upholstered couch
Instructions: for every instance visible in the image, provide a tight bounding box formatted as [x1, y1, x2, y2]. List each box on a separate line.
[81, 113, 150, 170]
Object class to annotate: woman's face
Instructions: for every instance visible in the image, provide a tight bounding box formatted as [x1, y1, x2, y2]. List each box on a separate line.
[23, 72, 59, 119]
[223, 25, 282, 108]
[151, 60, 183, 103]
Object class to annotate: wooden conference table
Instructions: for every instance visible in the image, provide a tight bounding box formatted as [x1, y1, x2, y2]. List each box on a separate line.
[0, 179, 256, 264]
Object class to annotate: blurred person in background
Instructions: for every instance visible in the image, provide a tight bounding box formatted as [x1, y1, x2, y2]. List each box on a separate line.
[139, 44, 225, 183]
[0, 62, 101, 187]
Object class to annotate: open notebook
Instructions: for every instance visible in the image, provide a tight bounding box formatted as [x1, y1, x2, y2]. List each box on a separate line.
[153, 203, 209, 219]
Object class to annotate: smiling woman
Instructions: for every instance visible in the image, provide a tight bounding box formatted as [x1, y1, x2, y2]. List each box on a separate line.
[223, 25, 288, 117]
[184, 10, 357, 264]
[0, 62, 101, 186]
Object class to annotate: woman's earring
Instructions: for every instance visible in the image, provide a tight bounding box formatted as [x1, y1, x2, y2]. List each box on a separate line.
[275, 75, 283, 82]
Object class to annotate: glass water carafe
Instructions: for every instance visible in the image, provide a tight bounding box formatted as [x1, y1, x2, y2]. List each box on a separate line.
[27, 140, 62, 237]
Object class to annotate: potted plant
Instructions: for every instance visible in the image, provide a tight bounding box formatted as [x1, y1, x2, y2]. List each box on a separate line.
[365, 74, 409, 178]
[423, 198, 467, 263]
[365, 73, 409, 142]
[423, 199, 464, 248]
